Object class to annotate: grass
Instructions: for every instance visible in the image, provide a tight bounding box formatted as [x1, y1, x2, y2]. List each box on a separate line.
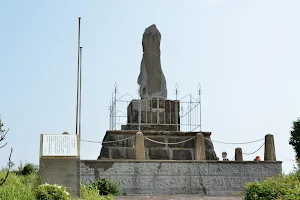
[0, 170, 114, 200]
[0, 171, 38, 200]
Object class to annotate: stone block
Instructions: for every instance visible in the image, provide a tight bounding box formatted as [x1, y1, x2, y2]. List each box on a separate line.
[167, 137, 194, 148]
[134, 163, 172, 175]
[172, 163, 208, 176]
[204, 137, 214, 149]
[40, 158, 80, 198]
[102, 134, 135, 147]
[172, 149, 193, 160]
[260, 163, 282, 177]
[149, 148, 170, 159]
[111, 147, 127, 159]
[117, 177, 154, 189]
[126, 99, 180, 131]
[205, 149, 218, 160]
[99, 147, 110, 159]
[81, 176, 96, 185]
[102, 163, 135, 175]
[202, 177, 227, 190]
[245, 163, 262, 176]
[226, 177, 248, 190]
[127, 148, 136, 159]
[154, 176, 190, 190]
[208, 163, 245, 176]
[144, 136, 166, 148]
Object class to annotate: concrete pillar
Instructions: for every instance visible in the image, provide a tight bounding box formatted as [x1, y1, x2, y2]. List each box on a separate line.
[194, 133, 206, 160]
[264, 134, 276, 161]
[135, 132, 145, 160]
[235, 147, 243, 161]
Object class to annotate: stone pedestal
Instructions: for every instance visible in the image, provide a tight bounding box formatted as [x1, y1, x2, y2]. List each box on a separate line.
[121, 98, 180, 131]
[98, 130, 218, 160]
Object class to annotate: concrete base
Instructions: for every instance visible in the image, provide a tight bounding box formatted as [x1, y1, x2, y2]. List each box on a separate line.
[39, 158, 80, 198]
[81, 160, 282, 196]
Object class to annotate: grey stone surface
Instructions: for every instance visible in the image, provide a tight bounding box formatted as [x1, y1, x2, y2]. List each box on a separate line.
[138, 24, 167, 99]
[172, 149, 193, 160]
[125, 99, 180, 131]
[149, 148, 170, 159]
[40, 158, 80, 198]
[81, 160, 282, 196]
[98, 131, 217, 161]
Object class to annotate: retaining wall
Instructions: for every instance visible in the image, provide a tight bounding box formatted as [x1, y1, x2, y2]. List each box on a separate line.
[81, 160, 282, 196]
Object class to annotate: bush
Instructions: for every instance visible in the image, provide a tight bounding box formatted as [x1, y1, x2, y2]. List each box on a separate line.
[21, 163, 38, 175]
[91, 178, 120, 196]
[244, 172, 300, 200]
[36, 183, 70, 200]
[81, 183, 115, 200]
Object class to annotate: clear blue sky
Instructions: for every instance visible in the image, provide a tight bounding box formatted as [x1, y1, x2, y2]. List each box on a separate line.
[1, 1, 299, 173]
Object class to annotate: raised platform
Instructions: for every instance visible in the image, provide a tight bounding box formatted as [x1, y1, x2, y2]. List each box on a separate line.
[98, 130, 217, 160]
[81, 160, 282, 196]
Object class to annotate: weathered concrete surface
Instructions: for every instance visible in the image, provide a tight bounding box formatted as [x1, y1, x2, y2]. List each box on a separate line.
[81, 160, 282, 196]
[138, 24, 167, 99]
[98, 131, 217, 160]
[115, 195, 242, 200]
[40, 158, 80, 198]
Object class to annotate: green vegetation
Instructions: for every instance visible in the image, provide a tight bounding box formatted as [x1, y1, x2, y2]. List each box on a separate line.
[0, 163, 115, 200]
[244, 170, 300, 200]
[91, 178, 120, 196]
[0, 170, 38, 200]
[36, 183, 70, 200]
[289, 118, 300, 163]
[81, 183, 114, 200]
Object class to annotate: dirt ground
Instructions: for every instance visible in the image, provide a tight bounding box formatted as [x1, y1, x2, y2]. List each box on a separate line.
[115, 195, 242, 200]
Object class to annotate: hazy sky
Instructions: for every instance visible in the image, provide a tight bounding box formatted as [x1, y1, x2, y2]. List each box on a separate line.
[1, 1, 299, 173]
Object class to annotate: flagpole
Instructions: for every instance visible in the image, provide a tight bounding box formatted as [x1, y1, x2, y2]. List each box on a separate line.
[79, 47, 82, 138]
[76, 17, 81, 135]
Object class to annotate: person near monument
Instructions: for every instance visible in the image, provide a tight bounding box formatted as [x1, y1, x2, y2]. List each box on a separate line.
[222, 152, 229, 161]
[254, 156, 261, 161]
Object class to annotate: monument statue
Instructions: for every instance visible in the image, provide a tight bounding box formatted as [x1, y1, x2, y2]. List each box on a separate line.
[138, 24, 167, 99]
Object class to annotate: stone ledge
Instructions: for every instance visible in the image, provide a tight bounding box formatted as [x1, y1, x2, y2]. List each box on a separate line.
[105, 130, 212, 137]
[84, 159, 282, 164]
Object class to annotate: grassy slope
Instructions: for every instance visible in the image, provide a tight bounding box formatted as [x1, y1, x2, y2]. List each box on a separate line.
[0, 170, 114, 200]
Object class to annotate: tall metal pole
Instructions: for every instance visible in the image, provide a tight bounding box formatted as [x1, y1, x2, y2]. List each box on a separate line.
[79, 47, 82, 138]
[198, 84, 202, 131]
[75, 17, 81, 135]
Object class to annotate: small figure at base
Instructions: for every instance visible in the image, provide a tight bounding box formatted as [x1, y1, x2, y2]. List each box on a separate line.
[254, 156, 261, 161]
[222, 152, 229, 161]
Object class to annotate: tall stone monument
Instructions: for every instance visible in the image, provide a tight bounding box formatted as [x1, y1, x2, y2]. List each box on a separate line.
[98, 24, 217, 160]
[138, 24, 167, 99]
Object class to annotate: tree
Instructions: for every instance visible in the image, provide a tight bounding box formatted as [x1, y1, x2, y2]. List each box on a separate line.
[289, 118, 300, 162]
[0, 117, 13, 186]
[0, 117, 9, 148]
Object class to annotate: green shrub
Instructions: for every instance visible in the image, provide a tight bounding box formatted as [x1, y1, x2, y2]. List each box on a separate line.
[244, 172, 300, 200]
[81, 183, 115, 200]
[0, 170, 38, 200]
[21, 163, 38, 175]
[36, 183, 70, 200]
[92, 178, 120, 196]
